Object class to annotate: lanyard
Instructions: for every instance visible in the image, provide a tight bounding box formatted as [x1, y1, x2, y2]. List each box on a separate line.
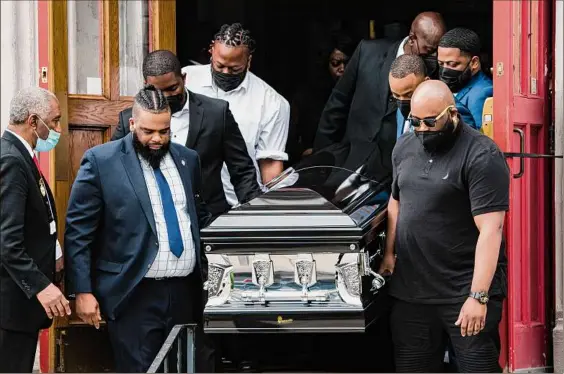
[38, 177, 55, 222]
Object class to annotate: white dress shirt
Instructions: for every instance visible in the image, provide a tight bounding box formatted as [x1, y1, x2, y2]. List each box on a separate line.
[170, 89, 191, 146]
[396, 36, 409, 58]
[396, 37, 412, 135]
[181, 64, 290, 206]
[5, 129, 62, 260]
[139, 153, 195, 278]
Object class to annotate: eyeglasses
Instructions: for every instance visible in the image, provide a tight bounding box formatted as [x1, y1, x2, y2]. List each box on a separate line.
[407, 105, 454, 128]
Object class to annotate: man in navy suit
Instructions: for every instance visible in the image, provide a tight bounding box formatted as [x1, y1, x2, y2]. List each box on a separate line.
[64, 85, 212, 372]
[438, 28, 493, 130]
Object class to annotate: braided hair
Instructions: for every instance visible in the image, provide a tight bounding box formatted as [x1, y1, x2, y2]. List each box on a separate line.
[213, 23, 256, 54]
[132, 84, 170, 119]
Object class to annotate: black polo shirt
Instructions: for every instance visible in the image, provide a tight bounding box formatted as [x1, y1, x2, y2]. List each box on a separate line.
[389, 122, 510, 304]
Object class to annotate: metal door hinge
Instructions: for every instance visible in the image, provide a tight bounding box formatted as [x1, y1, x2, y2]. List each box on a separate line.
[496, 62, 504, 77]
[41, 67, 48, 84]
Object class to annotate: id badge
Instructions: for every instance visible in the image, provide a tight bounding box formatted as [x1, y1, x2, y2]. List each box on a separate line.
[50, 220, 56, 235]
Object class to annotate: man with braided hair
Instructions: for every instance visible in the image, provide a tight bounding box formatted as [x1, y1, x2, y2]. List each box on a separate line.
[112, 49, 260, 219]
[183, 23, 290, 206]
[65, 85, 212, 372]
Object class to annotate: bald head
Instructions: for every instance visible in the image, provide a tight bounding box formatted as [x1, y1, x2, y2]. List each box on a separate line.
[411, 80, 456, 122]
[410, 12, 447, 54]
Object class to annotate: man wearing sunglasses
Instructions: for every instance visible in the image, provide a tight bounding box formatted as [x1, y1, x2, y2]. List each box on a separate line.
[379, 80, 509, 373]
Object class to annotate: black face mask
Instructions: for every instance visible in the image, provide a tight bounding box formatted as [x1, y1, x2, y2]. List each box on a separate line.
[166, 91, 187, 114]
[132, 130, 170, 169]
[421, 55, 439, 79]
[211, 67, 247, 92]
[414, 120, 457, 153]
[397, 99, 411, 118]
[439, 62, 473, 93]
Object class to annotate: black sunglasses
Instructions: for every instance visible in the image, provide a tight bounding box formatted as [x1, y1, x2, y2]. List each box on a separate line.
[407, 105, 454, 128]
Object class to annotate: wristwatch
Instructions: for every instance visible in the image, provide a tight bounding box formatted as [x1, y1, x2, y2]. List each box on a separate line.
[469, 291, 489, 304]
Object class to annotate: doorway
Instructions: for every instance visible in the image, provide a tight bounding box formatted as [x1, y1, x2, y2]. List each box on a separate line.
[175, 0, 493, 104]
[174, 1, 501, 372]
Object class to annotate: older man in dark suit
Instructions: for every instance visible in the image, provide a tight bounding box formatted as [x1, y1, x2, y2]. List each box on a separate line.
[313, 12, 446, 183]
[0, 87, 70, 373]
[112, 50, 260, 218]
[65, 85, 213, 373]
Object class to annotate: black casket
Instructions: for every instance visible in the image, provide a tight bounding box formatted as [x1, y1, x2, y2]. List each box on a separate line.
[200, 160, 392, 334]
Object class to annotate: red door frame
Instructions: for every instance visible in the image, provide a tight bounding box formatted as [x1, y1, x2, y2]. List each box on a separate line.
[37, 0, 52, 372]
[37, 0, 51, 181]
[36, 0, 554, 372]
[493, 0, 552, 371]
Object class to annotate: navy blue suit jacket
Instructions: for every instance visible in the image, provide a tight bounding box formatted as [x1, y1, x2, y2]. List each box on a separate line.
[64, 133, 212, 320]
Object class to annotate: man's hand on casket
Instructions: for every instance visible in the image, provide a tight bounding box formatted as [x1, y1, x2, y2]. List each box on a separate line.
[76, 293, 102, 329]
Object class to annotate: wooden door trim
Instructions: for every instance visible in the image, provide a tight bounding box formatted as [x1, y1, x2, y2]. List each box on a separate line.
[150, 0, 176, 53]
[68, 98, 132, 127]
[103, 0, 120, 100]
[48, 0, 69, 201]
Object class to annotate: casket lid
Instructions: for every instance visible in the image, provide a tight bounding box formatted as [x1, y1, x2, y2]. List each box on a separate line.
[201, 188, 363, 250]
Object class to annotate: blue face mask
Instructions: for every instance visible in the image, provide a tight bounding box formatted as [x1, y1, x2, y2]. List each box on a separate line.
[34, 116, 60, 152]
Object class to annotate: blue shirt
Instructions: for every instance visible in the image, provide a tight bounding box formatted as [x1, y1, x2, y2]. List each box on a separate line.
[454, 71, 493, 130]
[396, 109, 412, 139]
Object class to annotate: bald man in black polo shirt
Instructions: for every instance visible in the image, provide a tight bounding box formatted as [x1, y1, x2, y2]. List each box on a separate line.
[379, 80, 509, 373]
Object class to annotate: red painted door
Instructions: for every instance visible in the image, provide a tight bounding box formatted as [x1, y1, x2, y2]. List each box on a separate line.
[493, 0, 551, 371]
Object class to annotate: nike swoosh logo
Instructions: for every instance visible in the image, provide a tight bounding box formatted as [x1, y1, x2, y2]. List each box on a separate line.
[442, 173, 449, 180]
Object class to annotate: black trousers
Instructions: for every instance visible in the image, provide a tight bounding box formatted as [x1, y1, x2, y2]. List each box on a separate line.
[107, 276, 214, 373]
[0, 328, 39, 373]
[390, 297, 503, 373]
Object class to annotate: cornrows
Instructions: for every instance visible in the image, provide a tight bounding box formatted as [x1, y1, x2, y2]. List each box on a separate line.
[214, 23, 256, 53]
[132, 85, 169, 117]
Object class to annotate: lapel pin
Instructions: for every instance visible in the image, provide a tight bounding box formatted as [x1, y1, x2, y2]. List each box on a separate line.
[39, 179, 47, 197]
[181, 159, 186, 166]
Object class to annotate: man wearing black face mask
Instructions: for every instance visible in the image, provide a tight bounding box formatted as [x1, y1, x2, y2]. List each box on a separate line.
[438, 28, 493, 131]
[182, 23, 290, 207]
[379, 80, 509, 373]
[112, 50, 261, 220]
[313, 12, 445, 184]
[388, 54, 429, 139]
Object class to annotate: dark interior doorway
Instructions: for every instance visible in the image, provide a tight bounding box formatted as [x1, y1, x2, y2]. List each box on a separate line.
[176, 0, 493, 102]
[175, 1, 495, 372]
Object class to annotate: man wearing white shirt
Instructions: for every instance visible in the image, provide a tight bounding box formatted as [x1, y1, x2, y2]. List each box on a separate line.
[313, 12, 445, 185]
[182, 23, 290, 206]
[112, 50, 261, 218]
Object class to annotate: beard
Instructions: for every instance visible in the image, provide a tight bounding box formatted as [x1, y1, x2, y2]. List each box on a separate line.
[132, 131, 170, 169]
